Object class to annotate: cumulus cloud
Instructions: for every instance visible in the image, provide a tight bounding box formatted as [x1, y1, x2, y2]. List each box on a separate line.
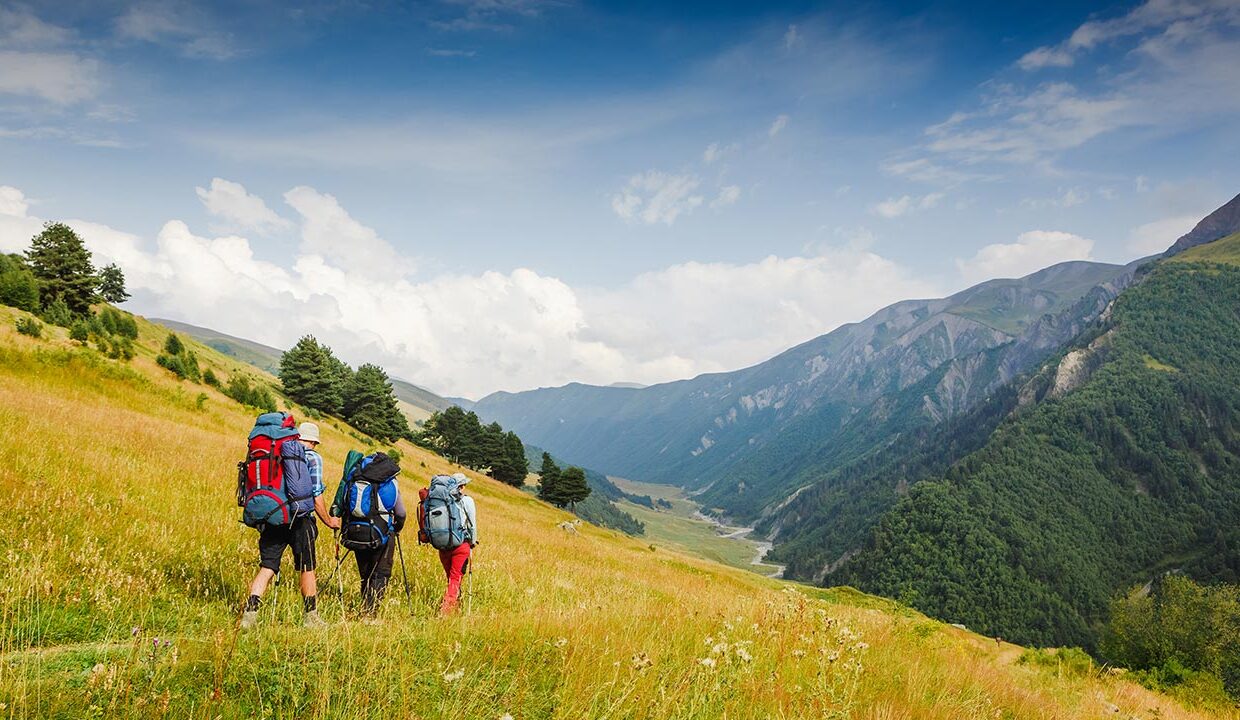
[768, 114, 789, 137]
[956, 230, 1094, 283]
[1128, 214, 1200, 255]
[869, 192, 943, 218]
[710, 185, 741, 210]
[0, 182, 944, 398]
[196, 178, 291, 234]
[611, 171, 704, 226]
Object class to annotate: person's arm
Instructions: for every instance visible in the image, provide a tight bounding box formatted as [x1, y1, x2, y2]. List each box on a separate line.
[315, 494, 339, 529]
[391, 493, 407, 533]
[308, 452, 339, 529]
[463, 495, 478, 545]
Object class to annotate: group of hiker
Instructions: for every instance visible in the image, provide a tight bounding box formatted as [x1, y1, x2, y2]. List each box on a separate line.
[235, 411, 478, 629]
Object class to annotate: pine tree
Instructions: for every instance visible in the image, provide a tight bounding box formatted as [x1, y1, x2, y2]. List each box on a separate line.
[538, 452, 562, 505]
[280, 335, 344, 414]
[26, 222, 97, 315]
[559, 467, 592, 508]
[97, 263, 130, 303]
[344, 363, 410, 442]
[489, 431, 529, 486]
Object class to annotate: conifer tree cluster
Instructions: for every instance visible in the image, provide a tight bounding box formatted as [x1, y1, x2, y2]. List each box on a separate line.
[536, 453, 591, 508]
[417, 406, 529, 486]
[279, 335, 410, 442]
[2, 223, 135, 347]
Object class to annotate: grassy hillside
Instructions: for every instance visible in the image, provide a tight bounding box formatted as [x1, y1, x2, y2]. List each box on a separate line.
[829, 251, 1240, 652]
[154, 317, 453, 424]
[0, 307, 1229, 719]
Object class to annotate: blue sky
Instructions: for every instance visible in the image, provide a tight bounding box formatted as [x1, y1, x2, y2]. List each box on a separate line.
[2, 0, 1239, 397]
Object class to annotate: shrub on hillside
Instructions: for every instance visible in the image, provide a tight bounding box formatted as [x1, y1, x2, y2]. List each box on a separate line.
[203, 368, 220, 388]
[15, 317, 42, 338]
[0, 254, 39, 312]
[224, 375, 276, 412]
[69, 320, 89, 344]
[157, 332, 201, 382]
[40, 298, 73, 328]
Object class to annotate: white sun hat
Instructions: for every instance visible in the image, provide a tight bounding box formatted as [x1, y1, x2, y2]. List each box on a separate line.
[298, 422, 321, 444]
[452, 472, 470, 486]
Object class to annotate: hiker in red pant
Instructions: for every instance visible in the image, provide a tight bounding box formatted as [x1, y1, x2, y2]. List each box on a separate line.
[418, 472, 478, 614]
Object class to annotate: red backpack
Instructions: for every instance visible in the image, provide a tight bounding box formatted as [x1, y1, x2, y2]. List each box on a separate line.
[236, 412, 306, 528]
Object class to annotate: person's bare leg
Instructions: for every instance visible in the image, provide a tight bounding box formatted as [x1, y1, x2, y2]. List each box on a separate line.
[300, 570, 317, 598]
[240, 567, 276, 630]
[250, 567, 276, 597]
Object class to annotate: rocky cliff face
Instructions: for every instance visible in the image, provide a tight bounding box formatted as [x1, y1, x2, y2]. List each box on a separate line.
[1164, 192, 1240, 256]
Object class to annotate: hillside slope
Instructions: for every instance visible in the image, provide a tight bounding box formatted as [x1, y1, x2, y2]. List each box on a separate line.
[0, 309, 1226, 718]
[828, 233, 1240, 649]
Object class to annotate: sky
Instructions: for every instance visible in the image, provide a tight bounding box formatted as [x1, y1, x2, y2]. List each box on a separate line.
[2, 0, 1239, 399]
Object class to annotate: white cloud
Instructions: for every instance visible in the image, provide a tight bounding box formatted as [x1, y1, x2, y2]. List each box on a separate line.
[904, 0, 1240, 178]
[115, 2, 237, 60]
[195, 178, 291, 234]
[783, 24, 800, 51]
[956, 230, 1094, 283]
[1128, 214, 1200, 255]
[703, 142, 720, 164]
[710, 185, 741, 210]
[0, 50, 100, 104]
[0, 182, 946, 398]
[611, 171, 704, 226]
[0, 186, 30, 217]
[768, 114, 789, 137]
[0, 6, 73, 48]
[283, 186, 416, 278]
[1018, 45, 1075, 70]
[870, 192, 944, 218]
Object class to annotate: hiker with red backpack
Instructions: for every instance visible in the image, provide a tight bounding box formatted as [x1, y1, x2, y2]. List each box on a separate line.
[236, 412, 339, 630]
[330, 450, 408, 622]
[418, 472, 478, 615]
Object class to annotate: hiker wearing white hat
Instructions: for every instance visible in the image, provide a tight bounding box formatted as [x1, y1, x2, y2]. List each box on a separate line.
[299, 422, 326, 509]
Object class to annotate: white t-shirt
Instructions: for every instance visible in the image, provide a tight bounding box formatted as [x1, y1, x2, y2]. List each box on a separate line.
[459, 494, 478, 542]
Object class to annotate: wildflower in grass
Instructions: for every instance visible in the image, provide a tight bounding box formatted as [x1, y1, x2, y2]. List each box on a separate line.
[710, 642, 728, 656]
[554, 637, 568, 648]
[734, 646, 753, 663]
[500, 714, 514, 720]
[698, 657, 717, 668]
[443, 669, 464, 683]
[630, 652, 652, 671]
[791, 649, 806, 658]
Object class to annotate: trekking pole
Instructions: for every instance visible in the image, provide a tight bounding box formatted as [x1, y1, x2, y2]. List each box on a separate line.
[395, 533, 412, 610]
[467, 545, 475, 617]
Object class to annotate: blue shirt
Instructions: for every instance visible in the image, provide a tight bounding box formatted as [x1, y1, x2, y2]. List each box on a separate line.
[305, 448, 327, 498]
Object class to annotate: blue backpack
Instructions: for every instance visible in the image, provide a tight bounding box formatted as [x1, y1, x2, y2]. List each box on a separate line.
[419, 475, 471, 550]
[338, 452, 401, 551]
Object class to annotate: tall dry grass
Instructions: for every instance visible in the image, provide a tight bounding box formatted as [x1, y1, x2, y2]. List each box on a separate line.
[0, 306, 1232, 719]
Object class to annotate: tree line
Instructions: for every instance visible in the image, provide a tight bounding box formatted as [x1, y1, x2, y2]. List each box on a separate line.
[279, 335, 411, 443]
[536, 453, 591, 508]
[416, 405, 529, 486]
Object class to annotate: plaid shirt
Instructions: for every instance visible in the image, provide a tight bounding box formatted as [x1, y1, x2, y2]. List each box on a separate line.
[304, 448, 327, 498]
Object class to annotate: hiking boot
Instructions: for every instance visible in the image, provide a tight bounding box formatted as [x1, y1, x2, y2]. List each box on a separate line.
[303, 609, 328, 629]
[239, 610, 258, 630]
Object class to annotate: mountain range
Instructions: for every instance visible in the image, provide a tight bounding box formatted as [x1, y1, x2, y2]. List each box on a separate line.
[472, 192, 1240, 646]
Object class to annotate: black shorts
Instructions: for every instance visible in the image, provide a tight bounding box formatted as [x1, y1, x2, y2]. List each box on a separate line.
[258, 516, 318, 573]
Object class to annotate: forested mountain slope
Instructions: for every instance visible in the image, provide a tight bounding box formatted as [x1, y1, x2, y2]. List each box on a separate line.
[475, 261, 1130, 500]
[826, 233, 1240, 649]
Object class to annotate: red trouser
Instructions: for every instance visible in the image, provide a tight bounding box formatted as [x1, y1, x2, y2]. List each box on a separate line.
[437, 543, 472, 614]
